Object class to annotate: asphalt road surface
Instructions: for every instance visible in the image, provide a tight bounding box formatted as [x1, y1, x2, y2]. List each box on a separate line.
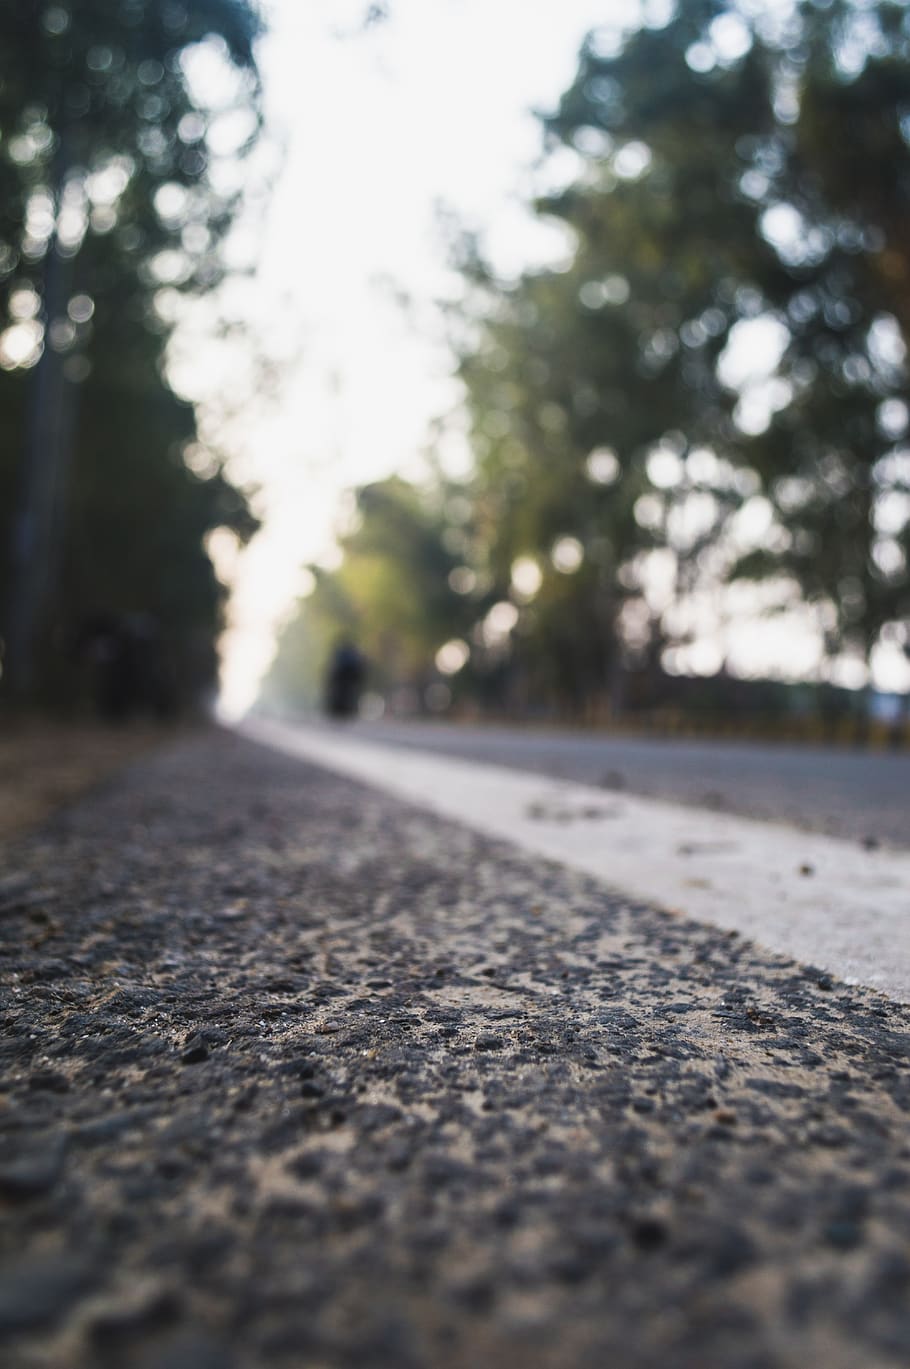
[3, 730, 910, 1369]
[348, 720, 910, 849]
[246, 719, 910, 1004]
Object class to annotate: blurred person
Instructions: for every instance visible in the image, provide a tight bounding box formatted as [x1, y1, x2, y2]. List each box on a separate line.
[74, 612, 175, 721]
[324, 640, 366, 719]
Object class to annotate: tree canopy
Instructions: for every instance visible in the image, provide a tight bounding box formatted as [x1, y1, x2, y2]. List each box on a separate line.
[1, 0, 264, 708]
[268, 0, 910, 724]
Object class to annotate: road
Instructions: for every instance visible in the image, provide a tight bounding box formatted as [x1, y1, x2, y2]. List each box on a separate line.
[247, 718, 910, 1003]
[3, 729, 910, 1369]
[348, 719, 910, 849]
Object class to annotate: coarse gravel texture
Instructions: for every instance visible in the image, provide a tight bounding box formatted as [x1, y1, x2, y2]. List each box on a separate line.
[1, 730, 908, 1369]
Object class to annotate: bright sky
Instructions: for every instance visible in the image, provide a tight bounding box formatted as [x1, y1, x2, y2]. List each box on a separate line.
[211, 0, 628, 717]
[204, 0, 909, 716]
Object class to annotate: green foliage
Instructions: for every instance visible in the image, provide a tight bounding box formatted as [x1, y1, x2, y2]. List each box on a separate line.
[264, 477, 482, 714]
[272, 0, 910, 720]
[462, 0, 910, 704]
[0, 0, 263, 707]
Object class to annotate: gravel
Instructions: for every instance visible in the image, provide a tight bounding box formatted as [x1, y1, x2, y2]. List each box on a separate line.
[0, 729, 908, 1369]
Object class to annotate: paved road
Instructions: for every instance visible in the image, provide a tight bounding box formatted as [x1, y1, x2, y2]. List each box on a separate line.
[3, 730, 909, 1368]
[347, 720, 910, 848]
[247, 718, 910, 1003]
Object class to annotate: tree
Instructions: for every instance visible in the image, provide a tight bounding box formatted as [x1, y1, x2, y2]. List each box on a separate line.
[272, 1, 910, 724]
[453, 0, 910, 707]
[1, 0, 263, 705]
[723, 0, 910, 677]
[263, 476, 482, 715]
[446, 8, 779, 714]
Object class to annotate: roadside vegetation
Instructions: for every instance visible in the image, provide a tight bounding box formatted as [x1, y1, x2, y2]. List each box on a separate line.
[267, 0, 910, 736]
[0, 0, 264, 712]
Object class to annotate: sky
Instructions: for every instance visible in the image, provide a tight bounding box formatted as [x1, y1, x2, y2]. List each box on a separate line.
[197, 0, 910, 717]
[207, 0, 636, 717]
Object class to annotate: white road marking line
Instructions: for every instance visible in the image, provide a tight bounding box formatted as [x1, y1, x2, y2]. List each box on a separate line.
[242, 718, 910, 1005]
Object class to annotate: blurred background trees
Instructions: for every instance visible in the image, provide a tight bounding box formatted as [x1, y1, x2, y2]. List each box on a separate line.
[262, 476, 482, 716]
[268, 0, 910, 730]
[0, 0, 263, 711]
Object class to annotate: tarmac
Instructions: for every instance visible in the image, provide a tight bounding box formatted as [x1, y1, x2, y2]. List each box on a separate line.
[245, 718, 910, 1004]
[1, 728, 909, 1368]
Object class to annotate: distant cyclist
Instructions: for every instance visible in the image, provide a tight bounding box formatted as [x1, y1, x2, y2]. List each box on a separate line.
[324, 640, 366, 719]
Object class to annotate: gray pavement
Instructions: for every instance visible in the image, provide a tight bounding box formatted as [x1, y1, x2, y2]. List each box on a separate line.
[2, 730, 909, 1369]
[349, 719, 910, 849]
[245, 718, 910, 1004]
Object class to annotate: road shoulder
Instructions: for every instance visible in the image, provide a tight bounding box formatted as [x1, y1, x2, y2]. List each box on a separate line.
[244, 718, 910, 1004]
